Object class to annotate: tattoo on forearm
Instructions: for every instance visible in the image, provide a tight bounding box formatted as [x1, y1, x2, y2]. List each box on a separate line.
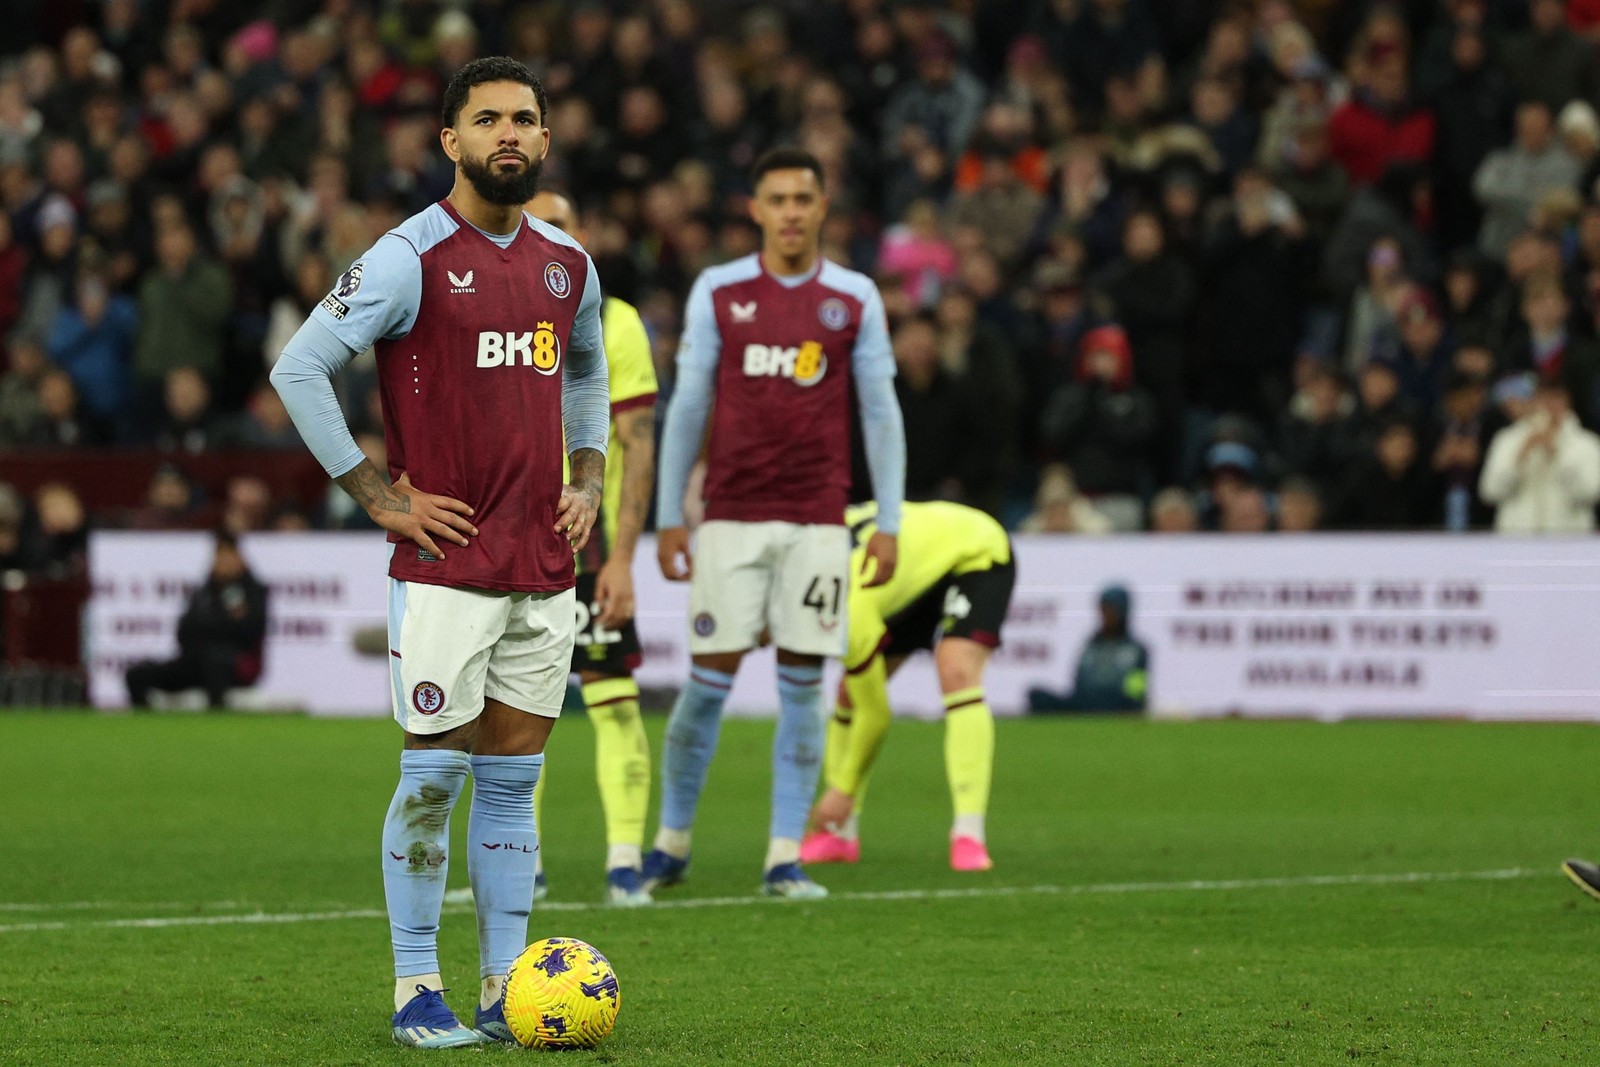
[614, 407, 656, 554]
[570, 448, 604, 497]
[336, 461, 409, 513]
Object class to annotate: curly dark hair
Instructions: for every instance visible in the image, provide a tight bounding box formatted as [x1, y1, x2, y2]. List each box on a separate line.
[440, 56, 547, 130]
[750, 146, 825, 189]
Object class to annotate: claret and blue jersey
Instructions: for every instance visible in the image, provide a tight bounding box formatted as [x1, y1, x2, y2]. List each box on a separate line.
[274, 200, 610, 593]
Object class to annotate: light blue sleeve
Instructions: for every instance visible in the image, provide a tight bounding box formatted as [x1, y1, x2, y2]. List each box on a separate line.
[269, 318, 367, 479]
[562, 259, 609, 455]
[851, 288, 905, 533]
[655, 275, 720, 528]
[309, 233, 423, 349]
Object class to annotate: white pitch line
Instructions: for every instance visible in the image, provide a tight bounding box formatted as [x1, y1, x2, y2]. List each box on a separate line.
[0, 867, 1539, 935]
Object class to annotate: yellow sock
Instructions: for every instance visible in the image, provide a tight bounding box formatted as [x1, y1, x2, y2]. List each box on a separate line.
[943, 688, 993, 842]
[823, 705, 870, 828]
[824, 707, 853, 795]
[583, 676, 649, 869]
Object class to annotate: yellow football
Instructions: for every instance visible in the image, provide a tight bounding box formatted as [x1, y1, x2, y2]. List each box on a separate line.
[503, 936, 621, 1049]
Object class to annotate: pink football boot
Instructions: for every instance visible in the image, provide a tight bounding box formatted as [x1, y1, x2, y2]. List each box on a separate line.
[799, 829, 860, 864]
[949, 836, 993, 872]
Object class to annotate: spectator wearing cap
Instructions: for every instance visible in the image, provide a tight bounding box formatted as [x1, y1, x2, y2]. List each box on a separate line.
[1506, 273, 1600, 429]
[1432, 370, 1498, 530]
[1028, 583, 1150, 715]
[1501, 0, 1600, 114]
[1480, 377, 1600, 532]
[1039, 324, 1157, 528]
[1196, 440, 1263, 530]
[47, 270, 136, 438]
[1559, 101, 1600, 176]
[1473, 100, 1583, 260]
[1332, 417, 1440, 530]
[1427, 19, 1514, 250]
[13, 194, 79, 345]
[1327, 42, 1435, 187]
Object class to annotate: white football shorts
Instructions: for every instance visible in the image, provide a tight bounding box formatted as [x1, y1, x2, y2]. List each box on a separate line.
[687, 520, 850, 658]
[388, 578, 576, 734]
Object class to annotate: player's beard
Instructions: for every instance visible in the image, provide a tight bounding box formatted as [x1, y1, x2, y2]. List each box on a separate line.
[461, 150, 543, 206]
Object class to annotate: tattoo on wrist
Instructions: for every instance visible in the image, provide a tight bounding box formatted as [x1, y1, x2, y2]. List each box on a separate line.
[337, 462, 409, 514]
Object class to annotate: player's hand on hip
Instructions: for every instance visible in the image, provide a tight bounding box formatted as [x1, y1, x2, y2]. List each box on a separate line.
[556, 483, 600, 551]
[594, 557, 636, 627]
[377, 472, 477, 560]
[657, 525, 692, 581]
[861, 531, 897, 587]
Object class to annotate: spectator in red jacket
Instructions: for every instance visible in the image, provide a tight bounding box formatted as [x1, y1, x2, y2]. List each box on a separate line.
[1328, 49, 1435, 186]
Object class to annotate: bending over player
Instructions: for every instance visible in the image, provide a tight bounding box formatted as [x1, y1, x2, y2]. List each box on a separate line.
[525, 191, 658, 907]
[801, 500, 1014, 872]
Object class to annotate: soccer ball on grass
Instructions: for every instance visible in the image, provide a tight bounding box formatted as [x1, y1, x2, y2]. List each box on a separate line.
[503, 936, 621, 1048]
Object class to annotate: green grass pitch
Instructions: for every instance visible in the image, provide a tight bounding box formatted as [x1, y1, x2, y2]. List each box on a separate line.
[4, 711, 1599, 1064]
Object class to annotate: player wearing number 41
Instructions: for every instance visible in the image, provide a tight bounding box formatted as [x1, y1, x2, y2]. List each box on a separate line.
[524, 190, 659, 908]
[647, 147, 907, 900]
[801, 501, 1014, 873]
[271, 58, 610, 1049]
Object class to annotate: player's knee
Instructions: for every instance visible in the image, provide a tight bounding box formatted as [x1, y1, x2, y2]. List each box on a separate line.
[934, 640, 989, 695]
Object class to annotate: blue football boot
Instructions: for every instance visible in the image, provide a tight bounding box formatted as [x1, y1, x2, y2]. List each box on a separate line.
[391, 985, 484, 1048]
[473, 996, 517, 1046]
[761, 862, 828, 900]
[606, 865, 654, 907]
[639, 848, 690, 892]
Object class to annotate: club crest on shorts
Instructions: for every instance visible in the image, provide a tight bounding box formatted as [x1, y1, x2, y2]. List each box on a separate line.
[412, 681, 445, 715]
[818, 297, 849, 331]
[693, 612, 716, 637]
[545, 261, 572, 298]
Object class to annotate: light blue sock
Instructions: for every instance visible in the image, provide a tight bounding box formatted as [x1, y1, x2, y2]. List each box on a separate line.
[382, 748, 471, 978]
[659, 666, 734, 833]
[468, 754, 544, 979]
[772, 663, 825, 841]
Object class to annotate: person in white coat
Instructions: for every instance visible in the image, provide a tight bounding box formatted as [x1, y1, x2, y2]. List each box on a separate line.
[1478, 378, 1600, 533]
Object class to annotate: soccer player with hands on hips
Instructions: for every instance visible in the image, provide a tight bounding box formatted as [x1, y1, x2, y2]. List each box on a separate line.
[802, 501, 1015, 873]
[524, 190, 660, 908]
[271, 58, 609, 1048]
[645, 147, 907, 900]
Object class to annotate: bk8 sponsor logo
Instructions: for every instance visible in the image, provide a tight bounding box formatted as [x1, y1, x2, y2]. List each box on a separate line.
[741, 340, 827, 386]
[477, 325, 561, 373]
